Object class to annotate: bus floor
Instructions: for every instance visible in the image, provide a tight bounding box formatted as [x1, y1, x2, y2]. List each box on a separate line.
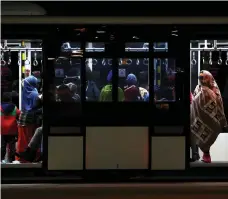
[1, 162, 42, 168]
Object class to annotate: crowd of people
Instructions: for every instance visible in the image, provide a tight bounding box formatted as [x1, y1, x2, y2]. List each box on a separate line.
[1, 75, 43, 163]
[0, 64, 176, 163]
[0, 67, 152, 164]
[3, 67, 226, 164]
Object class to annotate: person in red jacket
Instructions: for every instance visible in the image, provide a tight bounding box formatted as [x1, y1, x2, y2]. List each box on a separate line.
[124, 73, 142, 101]
[1, 92, 20, 163]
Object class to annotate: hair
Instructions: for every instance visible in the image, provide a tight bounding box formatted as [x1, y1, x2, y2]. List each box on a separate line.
[57, 84, 70, 92]
[12, 80, 19, 92]
[2, 92, 12, 103]
[86, 65, 93, 80]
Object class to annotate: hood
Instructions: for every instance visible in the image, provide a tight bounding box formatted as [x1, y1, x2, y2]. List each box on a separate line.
[66, 82, 77, 94]
[1, 103, 16, 114]
[100, 84, 112, 102]
[23, 75, 38, 93]
[126, 73, 137, 86]
[124, 85, 141, 101]
[22, 76, 39, 111]
[107, 70, 112, 82]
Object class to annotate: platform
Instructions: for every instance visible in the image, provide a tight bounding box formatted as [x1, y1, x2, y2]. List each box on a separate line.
[2, 183, 228, 199]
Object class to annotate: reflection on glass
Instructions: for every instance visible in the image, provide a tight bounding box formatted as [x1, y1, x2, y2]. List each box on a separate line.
[154, 58, 175, 102]
[61, 42, 81, 53]
[85, 58, 113, 101]
[54, 41, 82, 103]
[85, 42, 105, 52]
[154, 42, 168, 52]
[118, 58, 149, 102]
[125, 42, 149, 52]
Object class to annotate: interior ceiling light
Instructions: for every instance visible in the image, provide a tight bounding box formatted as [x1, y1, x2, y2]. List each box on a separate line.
[133, 36, 139, 39]
[74, 28, 86, 32]
[97, 31, 105, 34]
[171, 34, 178, 37]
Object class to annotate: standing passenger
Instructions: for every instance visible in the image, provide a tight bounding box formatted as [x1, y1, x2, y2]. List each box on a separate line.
[124, 74, 142, 101]
[191, 70, 227, 163]
[1, 92, 20, 163]
[17, 76, 39, 162]
[99, 70, 124, 101]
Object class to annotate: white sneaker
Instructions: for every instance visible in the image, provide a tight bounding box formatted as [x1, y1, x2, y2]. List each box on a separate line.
[12, 160, 21, 164]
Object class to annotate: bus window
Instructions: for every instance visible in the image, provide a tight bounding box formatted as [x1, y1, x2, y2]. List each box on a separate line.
[118, 58, 149, 102]
[85, 58, 113, 102]
[54, 42, 81, 103]
[154, 58, 176, 102]
[154, 42, 168, 52]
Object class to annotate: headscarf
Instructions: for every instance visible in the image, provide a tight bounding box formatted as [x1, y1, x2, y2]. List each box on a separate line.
[191, 70, 227, 152]
[66, 82, 80, 102]
[124, 74, 142, 101]
[66, 83, 77, 94]
[126, 74, 137, 86]
[22, 76, 39, 112]
[107, 70, 112, 82]
[198, 70, 221, 96]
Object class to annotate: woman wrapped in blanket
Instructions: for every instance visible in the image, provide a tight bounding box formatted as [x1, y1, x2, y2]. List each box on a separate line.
[190, 70, 227, 163]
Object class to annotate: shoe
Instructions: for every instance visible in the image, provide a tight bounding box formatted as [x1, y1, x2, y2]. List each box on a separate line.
[202, 153, 211, 163]
[190, 153, 200, 162]
[15, 148, 37, 162]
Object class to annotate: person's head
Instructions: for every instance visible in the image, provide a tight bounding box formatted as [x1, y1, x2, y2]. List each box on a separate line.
[2, 92, 12, 103]
[198, 70, 221, 96]
[199, 70, 215, 88]
[25, 69, 31, 78]
[86, 65, 93, 81]
[12, 80, 19, 92]
[24, 75, 38, 90]
[126, 73, 137, 86]
[57, 84, 72, 101]
[66, 83, 77, 94]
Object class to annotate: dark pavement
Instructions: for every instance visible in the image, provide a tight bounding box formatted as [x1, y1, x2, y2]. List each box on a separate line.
[2, 183, 228, 199]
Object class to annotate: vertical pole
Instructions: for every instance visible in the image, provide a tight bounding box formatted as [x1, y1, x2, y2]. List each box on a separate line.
[190, 42, 192, 92]
[21, 41, 26, 74]
[19, 40, 26, 111]
[154, 59, 156, 86]
[88, 42, 93, 71]
[25, 42, 31, 76]
[197, 42, 201, 85]
[157, 59, 161, 87]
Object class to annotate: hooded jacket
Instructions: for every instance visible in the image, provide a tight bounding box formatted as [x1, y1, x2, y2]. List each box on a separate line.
[124, 74, 142, 101]
[22, 76, 39, 112]
[99, 70, 124, 101]
[1, 102, 20, 135]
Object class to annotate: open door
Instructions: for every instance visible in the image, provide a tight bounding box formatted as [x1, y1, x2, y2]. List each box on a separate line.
[1, 25, 44, 169]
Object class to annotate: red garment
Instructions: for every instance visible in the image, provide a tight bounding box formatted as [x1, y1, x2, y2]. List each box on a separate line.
[16, 125, 36, 162]
[0, 106, 20, 135]
[124, 85, 141, 101]
[190, 92, 193, 104]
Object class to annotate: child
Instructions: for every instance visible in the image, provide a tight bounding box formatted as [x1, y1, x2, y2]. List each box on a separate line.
[1, 92, 20, 163]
